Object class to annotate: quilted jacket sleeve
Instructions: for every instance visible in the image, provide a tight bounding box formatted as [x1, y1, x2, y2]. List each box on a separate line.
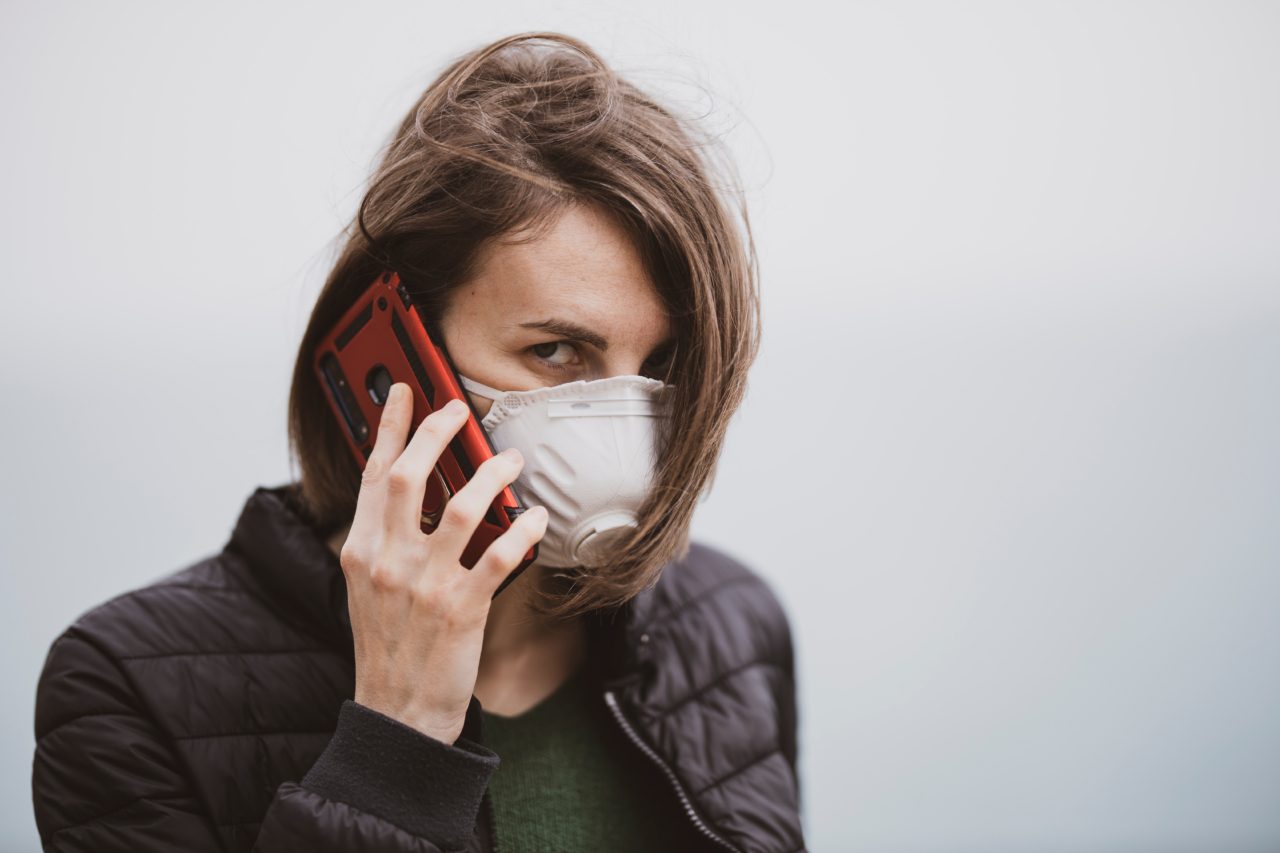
[254, 700, 499, 852]
[33, 630, 498, 853]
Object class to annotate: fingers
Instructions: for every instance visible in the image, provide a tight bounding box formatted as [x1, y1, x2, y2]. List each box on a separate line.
[344, 382, 416, 567]
[342, 381, 542, 600]
[473, 504, 550, 594]
[384, 395, 472, 537]
[427, 447, 526, 561]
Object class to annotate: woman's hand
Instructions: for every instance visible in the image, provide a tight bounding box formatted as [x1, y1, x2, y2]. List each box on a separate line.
[339, 381, 549, 745]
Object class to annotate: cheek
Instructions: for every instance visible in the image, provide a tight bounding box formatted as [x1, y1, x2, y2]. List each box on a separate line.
[466, 390, 494, 418]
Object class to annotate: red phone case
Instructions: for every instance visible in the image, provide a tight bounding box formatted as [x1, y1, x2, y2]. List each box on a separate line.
[312, 270, 537, 597]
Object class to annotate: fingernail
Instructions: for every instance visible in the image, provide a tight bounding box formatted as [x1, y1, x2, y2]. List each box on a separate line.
[447, 398, 468, 414]
[501, 447, 522, 462]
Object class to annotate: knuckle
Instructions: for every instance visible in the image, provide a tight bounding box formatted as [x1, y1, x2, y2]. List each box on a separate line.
[386, 464, 416, 495]
[440, 606, 473, 633]
[484, 452, 521, 479]
[441, 496, 482, 530]
[416, 416, 449, 441]
[339, 543, 368, 573]
[405, 574, 434, 602]
[367, 561, 401, 591]
[477, 546, 514, 577]
[436, 590, 478, 630]
[477, 514, 541, 576]
[481, 529, 527, 569]
[409, 580, 453, 619]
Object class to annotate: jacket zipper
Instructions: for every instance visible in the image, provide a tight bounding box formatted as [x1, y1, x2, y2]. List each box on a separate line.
[603, 689, 742, 853]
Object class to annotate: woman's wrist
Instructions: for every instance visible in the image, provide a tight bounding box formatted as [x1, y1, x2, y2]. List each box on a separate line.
[354, 690, 468, 745]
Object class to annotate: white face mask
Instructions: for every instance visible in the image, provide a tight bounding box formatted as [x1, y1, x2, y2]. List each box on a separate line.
[456, 372, 674, 569]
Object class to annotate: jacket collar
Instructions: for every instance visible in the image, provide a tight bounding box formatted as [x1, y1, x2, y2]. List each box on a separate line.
[226, 483, 353, 646]
[226, 483, 657, 691]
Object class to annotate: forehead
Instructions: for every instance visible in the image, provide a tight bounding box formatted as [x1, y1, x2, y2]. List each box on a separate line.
[455, 203, 671, 343]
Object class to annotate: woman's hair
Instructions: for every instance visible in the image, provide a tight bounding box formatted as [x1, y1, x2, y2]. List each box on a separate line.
[287, 31, 761, 621]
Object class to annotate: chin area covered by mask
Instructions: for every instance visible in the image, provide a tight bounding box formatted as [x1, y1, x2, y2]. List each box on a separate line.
[457, 373, 674, 569]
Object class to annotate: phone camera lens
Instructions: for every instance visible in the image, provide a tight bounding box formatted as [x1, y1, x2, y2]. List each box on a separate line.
[366, 365, 394, 405]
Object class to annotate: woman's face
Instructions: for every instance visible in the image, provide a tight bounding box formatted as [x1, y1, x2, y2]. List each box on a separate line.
[439, 202, 677, 417]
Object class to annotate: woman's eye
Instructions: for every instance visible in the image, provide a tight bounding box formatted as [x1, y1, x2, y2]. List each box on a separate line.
[531, 341, 578, 366]
[644, 347, 675, 376]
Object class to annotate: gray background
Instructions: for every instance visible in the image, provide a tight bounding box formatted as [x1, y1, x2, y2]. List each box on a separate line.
[3, 1, 1278, 851]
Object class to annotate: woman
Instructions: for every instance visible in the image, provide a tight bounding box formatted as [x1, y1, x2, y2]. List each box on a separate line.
[32, 31, 803, 853]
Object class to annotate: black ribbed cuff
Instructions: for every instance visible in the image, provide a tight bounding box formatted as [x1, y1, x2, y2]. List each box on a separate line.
[302, 699, 499, 848]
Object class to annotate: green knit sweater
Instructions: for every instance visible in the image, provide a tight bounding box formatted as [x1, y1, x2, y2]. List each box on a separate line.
[480, 662, 695, 851]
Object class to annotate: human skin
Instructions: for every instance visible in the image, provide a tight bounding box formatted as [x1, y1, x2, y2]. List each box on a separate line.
[325, 200, 675, 730]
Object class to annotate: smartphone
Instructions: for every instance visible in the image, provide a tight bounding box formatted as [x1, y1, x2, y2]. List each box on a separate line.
[312, 270, 537, 597]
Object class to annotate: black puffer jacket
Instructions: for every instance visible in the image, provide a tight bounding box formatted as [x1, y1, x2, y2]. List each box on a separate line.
[32, 483, 805, 852]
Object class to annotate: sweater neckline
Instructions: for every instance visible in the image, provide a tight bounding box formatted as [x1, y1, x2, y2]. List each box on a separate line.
[480, 659, 589, 725]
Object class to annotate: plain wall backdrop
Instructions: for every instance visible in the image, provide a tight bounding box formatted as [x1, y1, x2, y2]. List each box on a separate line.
[3, 2, 1279, 851]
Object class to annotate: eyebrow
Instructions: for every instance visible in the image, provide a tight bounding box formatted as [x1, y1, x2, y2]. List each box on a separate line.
[518, 318, 610, 350]
[518, 317, 677, 355]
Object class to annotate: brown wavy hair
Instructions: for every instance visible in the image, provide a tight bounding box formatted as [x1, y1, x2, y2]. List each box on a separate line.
[286, 31, 761, 621]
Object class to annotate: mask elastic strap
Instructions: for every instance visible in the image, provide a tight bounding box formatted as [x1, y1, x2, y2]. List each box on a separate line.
[457, 374, 504, 402]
